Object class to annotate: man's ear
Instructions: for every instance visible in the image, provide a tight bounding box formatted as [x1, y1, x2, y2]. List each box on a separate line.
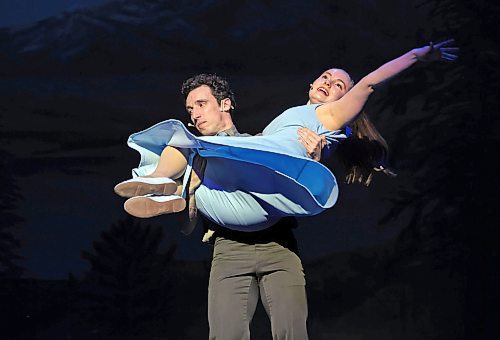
[220, 98, 232, 112]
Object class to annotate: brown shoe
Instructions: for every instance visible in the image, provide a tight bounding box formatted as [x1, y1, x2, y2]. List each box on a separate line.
[124, 195, 186, 218]
[114, 177, 177, 198]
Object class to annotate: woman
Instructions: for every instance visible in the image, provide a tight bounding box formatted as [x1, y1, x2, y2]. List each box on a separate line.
[115, 40, 458, 230]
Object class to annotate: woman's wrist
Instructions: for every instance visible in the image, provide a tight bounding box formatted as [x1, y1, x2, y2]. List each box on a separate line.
[409, 48, 423, 62]
[412, 45, 435, 62]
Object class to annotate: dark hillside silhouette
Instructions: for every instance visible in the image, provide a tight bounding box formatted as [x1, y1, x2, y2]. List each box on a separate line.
[0, 0, 497, 339]
[79, 217, 176, 337]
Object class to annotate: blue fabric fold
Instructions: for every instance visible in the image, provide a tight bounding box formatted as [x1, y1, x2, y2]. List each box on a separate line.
[126, 104, 350, 231]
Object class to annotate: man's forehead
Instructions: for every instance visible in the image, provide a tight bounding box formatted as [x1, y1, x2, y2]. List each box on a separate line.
[187, 85, 214, 100]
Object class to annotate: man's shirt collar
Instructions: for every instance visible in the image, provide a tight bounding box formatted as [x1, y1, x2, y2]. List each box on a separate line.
[216, 125, 240, 137]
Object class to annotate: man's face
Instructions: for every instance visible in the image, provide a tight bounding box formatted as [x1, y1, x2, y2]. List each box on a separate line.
[185, 85, 228, 136]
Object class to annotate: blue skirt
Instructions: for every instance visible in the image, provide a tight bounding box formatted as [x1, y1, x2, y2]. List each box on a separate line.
[127, 119, 340, 231]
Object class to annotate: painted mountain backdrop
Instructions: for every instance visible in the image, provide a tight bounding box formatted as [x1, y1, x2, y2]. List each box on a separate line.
[0, 0, 498, 339]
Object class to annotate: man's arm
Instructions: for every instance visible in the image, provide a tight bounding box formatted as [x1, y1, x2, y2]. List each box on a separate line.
[250, 128, 326, 161]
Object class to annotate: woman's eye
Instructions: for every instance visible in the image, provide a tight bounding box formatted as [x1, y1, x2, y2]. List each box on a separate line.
[336, 84, 342, 89]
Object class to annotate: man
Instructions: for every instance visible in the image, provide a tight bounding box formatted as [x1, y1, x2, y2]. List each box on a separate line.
[180, 74, 325, 340]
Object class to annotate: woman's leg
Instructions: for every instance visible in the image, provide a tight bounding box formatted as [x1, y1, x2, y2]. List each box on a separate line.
[115, 146, 189, 197]
[148, 146, 188, 179]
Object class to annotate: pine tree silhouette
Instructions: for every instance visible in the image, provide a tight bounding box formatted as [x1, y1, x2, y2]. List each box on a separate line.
[0, 148, 23, 279]
[374, 1, 499, 338]
[80, 216, 177, 337]
[0, 143, 26, 337]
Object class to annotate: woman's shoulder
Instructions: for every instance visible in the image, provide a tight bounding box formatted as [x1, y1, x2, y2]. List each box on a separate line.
[263, 104, 323, 135]
[282, 103, 322, 115]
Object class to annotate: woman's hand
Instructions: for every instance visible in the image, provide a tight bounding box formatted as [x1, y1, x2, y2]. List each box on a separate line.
[298, 128, 326, 161]
[413, 39, 459, 62]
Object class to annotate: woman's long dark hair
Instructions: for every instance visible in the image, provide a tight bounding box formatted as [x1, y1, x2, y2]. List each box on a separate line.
[336, 111, 396, 186]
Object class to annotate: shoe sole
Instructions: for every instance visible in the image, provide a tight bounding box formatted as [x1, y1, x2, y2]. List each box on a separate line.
[115, 181, 177, 198]
[124, 197, 186, 218]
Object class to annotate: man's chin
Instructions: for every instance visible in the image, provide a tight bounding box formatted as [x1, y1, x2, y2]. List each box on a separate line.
[198, 128, 215, 136]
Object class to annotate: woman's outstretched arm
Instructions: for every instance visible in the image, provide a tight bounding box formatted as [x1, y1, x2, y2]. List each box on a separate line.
[317, 39, 458, 131]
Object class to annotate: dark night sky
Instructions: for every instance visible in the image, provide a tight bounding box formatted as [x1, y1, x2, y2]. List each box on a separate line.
[0, 0, 489, 281]
[0, 0, 114, 27]
[1, 2, 497, 339]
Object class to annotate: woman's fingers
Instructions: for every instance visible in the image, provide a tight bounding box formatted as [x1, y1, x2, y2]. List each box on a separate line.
[442, 52, 458, 61]
[422, 38, 459, 62]
[434, 38, 455, 48]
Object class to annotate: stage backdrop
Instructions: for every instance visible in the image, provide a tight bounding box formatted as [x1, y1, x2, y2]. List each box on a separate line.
[0, 0, 498, 339]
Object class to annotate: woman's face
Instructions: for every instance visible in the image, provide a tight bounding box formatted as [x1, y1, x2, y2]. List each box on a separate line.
[308, 68, 353, 104]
